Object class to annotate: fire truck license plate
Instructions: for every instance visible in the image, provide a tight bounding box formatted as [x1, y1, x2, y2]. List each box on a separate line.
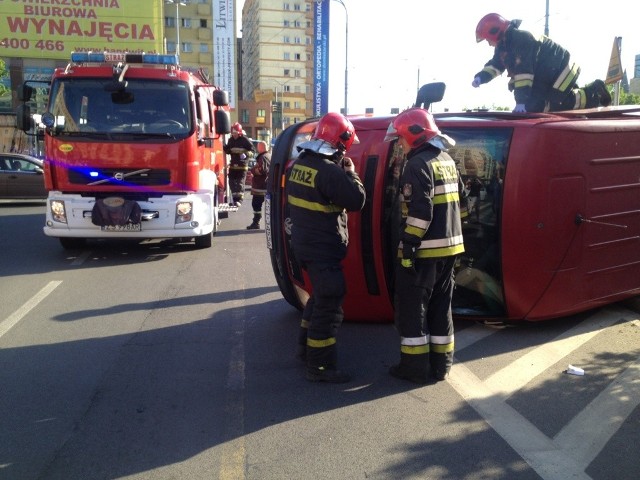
[101, 224, 142, 232]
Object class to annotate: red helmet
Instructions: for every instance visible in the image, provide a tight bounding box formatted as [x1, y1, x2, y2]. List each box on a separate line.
[231, 122, 245, 135]
[384, 108, 441, 148]
[313, 112, 359, 153]
[476, 13, 510, 43]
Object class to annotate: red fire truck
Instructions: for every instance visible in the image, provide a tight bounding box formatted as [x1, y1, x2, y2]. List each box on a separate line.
[16, 52, 234, 249]
[266, 84, 640, 323]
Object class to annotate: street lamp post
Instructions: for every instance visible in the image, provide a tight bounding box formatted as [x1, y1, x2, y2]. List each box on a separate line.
[165, 0, 186, 55]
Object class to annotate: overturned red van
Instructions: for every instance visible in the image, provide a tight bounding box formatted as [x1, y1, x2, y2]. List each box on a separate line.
[266, 85, 640, 323]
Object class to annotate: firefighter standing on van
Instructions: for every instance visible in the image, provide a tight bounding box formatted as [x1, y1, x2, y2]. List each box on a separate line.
[472, 13, 611, 112]
[286, 112, 366, 383]
[384, 108, 465, 384]
[224, 122, 255, 206]
[246, 141, 270, 230]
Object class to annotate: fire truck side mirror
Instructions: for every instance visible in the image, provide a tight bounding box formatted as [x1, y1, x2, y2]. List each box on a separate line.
[215, 109, 231, 135]
[18, 83, 34, 102]
[16, 104, 34, 132]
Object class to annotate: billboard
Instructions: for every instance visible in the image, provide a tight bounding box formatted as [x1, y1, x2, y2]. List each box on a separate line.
[213, 0, 236, 108]
[0, 1, 163, 60]
[313, 0, 330, 117]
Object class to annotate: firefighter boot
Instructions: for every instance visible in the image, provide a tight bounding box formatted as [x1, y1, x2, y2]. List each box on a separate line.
[389, 352, 429, 384]
[430, 350, 453, 381]
[246, 213, 262, 230]
[306, 342, 351, 383]
[583, 80, 611, 108]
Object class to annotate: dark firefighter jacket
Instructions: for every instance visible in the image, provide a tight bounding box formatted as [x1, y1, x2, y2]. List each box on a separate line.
[398, 143, 465, 259]
[286, 150, 366, 263]
[474, 22, 578, 107]
[250, 151, 270, 195]
[224, 135, 255, 171]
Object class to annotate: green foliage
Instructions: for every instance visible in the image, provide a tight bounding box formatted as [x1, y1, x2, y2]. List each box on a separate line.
[0, 58, 8, 96]
[618, 90, 640, 105]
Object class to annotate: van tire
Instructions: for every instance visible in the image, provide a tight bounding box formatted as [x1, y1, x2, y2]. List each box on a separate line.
[195, 232, 212, 248]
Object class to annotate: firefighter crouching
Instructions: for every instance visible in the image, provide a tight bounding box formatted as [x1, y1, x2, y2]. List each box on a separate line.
[286, 112, 366, 383]
[384, 108, 465, 384]
[224, 122, 255, 206]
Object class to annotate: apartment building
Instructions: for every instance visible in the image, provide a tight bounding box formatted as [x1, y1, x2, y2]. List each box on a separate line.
[239, 0, 314, 143]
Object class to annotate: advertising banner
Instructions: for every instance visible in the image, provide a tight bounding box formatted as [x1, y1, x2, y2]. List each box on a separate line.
[313, 0, 329, 117]
[213, 0, 236, 108]
[0, 1, 163, 60]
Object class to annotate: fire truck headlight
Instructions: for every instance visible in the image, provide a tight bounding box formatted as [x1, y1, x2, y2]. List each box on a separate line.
[176, 202, 193, 224]
[50, 200, 67, 223]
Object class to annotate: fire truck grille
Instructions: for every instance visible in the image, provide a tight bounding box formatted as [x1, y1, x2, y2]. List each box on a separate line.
[68, 168, 171, 186]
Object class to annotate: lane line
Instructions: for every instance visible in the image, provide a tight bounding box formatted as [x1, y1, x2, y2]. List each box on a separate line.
[218, 265, 246, 480]
[70, 251, 91, 266]
[484, 306, 633, 398]
[0, 281, 62, 339]
[554, 355, 640, 470]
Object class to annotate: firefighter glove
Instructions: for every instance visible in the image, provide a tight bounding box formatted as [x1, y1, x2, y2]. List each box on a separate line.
[513, 104, 526, 113]
[401, 258, 414, 269]
[472, 76, 481, 88]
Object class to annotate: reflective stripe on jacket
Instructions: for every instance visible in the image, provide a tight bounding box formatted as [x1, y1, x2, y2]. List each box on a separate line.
[398, 144, 464, 259]
[286, 150, 366, 262]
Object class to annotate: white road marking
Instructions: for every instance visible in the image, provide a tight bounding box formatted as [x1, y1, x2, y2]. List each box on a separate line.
[554, 356, 640, 470]
[0, 281, 62, 339]
[484, 306, 633, 399]
[452, 306, 640, 480]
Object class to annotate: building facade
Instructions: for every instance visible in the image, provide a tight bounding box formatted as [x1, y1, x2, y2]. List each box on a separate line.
[239, 0, 314, 143]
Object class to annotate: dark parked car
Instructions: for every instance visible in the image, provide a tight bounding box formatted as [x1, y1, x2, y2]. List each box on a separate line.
[0, 153, 47, 199]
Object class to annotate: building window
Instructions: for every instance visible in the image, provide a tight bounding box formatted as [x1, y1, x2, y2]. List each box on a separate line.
[294, 53, 301, 61]
[200, 19, 207, 28]
[284, 20, 290, 27]
[283, 36, 290, 43]
[241, 109, 249, 124]
[182, 18, 191, 28]
[284, 3, 290, 10]
[294, 3, 301, 10]
[284, 69, 290, 76]
[167, 41, 176, 52]
[294, 37, 301, 44]
[199, 43, 209, 53]
[284, 52, 290, 60]
[294, 101, 301, 109]
[294, 69, 301, 77]
[182, 43, 193, 53]
[165, 17, 176, 28]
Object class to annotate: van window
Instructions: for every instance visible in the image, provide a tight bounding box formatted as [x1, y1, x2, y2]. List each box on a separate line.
[443, 127, 511, 317]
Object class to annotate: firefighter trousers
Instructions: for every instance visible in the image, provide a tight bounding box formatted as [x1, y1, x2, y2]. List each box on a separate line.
[393, 256, 456, 377]
[300, 261, 346, 369]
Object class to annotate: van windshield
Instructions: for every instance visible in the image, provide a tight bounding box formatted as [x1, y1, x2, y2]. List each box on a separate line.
[383, 126, 512, 319]
[47, 78, 191, 137]
[444, 127, 511, 317]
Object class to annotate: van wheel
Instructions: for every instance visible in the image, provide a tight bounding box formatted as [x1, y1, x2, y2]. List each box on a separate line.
[60, 237, 86, 250]
[195, 232, 212, 248]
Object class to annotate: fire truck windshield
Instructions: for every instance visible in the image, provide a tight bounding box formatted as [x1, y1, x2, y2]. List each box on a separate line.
[47, 78, 191, 137]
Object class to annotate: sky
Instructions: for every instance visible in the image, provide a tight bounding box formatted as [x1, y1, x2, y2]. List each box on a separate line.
[238, 0, 640, 114]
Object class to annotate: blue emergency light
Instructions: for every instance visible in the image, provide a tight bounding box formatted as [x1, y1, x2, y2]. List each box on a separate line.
[70, 52, 178, 66]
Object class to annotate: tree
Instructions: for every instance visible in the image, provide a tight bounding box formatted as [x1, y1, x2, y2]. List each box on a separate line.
[618, 90, 640, 106]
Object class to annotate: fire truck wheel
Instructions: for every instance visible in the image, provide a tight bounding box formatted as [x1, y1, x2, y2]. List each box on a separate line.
[194, 232, 212, 249]
[59, 237, 86, 250]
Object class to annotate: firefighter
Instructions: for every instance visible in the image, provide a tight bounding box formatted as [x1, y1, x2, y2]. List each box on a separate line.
[224, 122, 255, 206]
[384, 108, 465, 384]
[472, 13, 611, 113]
[246, 140, 270, 230]
[286, 112, 366, 383]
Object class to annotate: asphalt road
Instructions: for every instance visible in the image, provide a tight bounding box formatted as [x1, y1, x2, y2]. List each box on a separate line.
[1, 200, 639, 480]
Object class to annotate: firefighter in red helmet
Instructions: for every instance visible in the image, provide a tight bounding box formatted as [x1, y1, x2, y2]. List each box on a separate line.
[472, 13, 611, 112]
[384, 108, 465, 384]
[286, 112, 366, 383]
[224, 122, 255, 206]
